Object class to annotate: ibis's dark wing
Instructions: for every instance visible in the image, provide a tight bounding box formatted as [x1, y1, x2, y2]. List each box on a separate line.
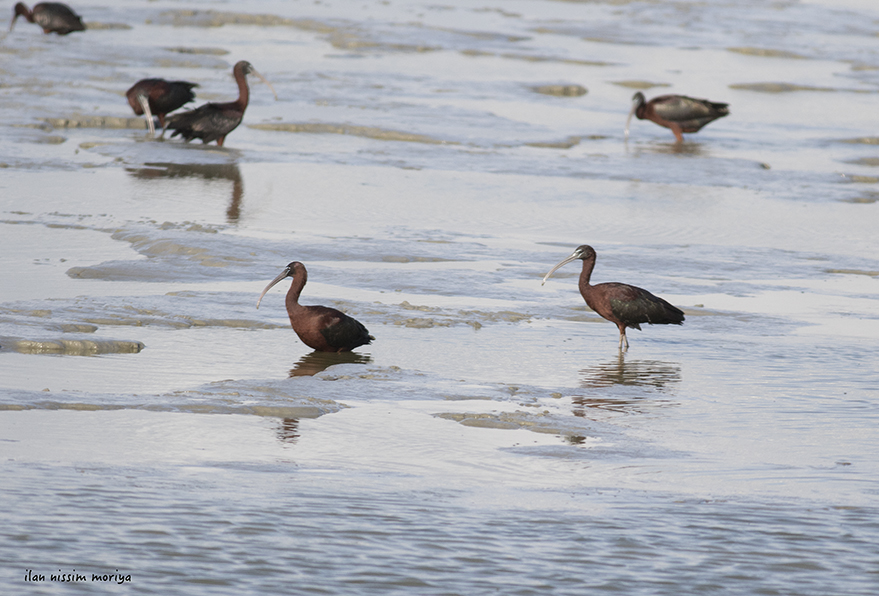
[609, 284, 684, 330]
[651, 95, 729, 131]
[127, 80, 197, 117]
[166, 102, 242, 144]
[320, 312, 374, 352]
[34, 3, 85, 34]
[151, 81, 198, 115]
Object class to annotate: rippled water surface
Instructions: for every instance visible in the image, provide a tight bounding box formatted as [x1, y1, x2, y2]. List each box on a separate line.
[1, 0, 878, 594]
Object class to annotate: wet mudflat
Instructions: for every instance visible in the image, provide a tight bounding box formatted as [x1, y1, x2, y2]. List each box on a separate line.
[1, 0, 878, 594]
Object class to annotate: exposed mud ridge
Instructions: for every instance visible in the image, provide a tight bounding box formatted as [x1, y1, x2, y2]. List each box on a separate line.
[42, 116, 148, 130]
[460, 48, 613, 66]
[838, 137, 879, 145]
[250, 122, 454, 145]
[327, 32, 439, 53]
[612, 81, 672, 90]
[728, 82, 861, 93]
[840, 193, 879, 204]
[825, 268, 879, 277]
[0, 402, 334, 418]
[83, 22, 132, 30]
[154, 10, 331, 30]
[1, 338, 144, 355]
[726, 47, 808, 59]
[72, 316, 280, 329]
[530, 84, 587, 97]
[164, 46, 230, 55]
[845, 157, 879, 167]
[153, 10, 437, 53]
[839, 173, 879, 183]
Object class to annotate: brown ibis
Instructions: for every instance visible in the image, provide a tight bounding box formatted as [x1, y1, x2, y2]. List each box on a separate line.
[257, 261, 374, 353]
[542, 245, 684, 350]
[126, 79, 198, 136]
[9, 2, 84, 35]
[625, 92, 729, 143]
[166, 60, 277, 147]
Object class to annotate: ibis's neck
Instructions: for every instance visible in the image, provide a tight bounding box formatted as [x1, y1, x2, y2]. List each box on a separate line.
[285, 272, 306, 314]
[233, 68, 250, 112]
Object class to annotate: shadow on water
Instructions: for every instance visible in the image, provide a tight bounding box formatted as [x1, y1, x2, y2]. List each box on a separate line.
[126, 162, 244, 222]
[288, 351, 373, 377]
[275, 418, 300, 444]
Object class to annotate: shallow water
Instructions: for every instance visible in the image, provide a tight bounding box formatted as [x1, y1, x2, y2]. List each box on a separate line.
[1, 0, 878, 594]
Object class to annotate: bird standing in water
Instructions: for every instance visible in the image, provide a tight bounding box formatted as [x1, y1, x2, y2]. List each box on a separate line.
[542, 245, 684, 350]
[126, 79, 198, 136]
[9, 2, 84, 35]
[257, 261, 374, 353]
[625, 92, 729, 143]
[166, 60, 277, 147]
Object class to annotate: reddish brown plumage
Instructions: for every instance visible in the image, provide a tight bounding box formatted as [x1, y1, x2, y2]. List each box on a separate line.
[542, 245, 684, 350]
[625, 92, 729, 143]
[10, 2, 84, 35]
[126, 79, 198, 130]
[256, 261, 373, 353]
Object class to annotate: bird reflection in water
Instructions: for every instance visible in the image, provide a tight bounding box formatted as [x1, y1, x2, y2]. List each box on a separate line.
[627, 141, 710, 156]
[581, 352, 681, 389]
[571, 353, 681, 417]
[275, 418, 300, 444]
[288, 351, 373, 377]
[126, 162, 243, 223]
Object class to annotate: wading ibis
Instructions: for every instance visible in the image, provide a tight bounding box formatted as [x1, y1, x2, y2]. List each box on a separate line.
[126, 79, 198, 136]
[9, 2, 84, 35]
[542, 245, 684, 350]
[625, 92, 728, 143]
[166, 60, 276, 147]
[257, 261, 374, 353]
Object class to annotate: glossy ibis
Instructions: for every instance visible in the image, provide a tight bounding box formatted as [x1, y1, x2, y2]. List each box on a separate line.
[9, 2, 84, 35]
[542, 245, 684, 350]
[166, 60, 277, 147]
[625, 92, 728, 143]
[126, 79, 198, 136]
[257, 261, 374, 353]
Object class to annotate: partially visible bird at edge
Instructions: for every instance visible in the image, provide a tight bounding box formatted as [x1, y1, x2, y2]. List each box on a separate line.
[126, 79, 198, 137]
[625, 92, 729, 143]
[542, 245, 685, 350]
[9, 2, 84, 35]
[165, 60, 277, 147]
[256, 261, 374, 353]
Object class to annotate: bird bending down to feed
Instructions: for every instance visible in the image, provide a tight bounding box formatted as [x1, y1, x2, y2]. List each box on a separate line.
[542, 245, 684, 350]
[166, 60, 277, 147]
[625, 92, 728, 143]
[256, 261, 374, 353]
[9, 2, 84, 34]
[126, 79, 198, 136]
